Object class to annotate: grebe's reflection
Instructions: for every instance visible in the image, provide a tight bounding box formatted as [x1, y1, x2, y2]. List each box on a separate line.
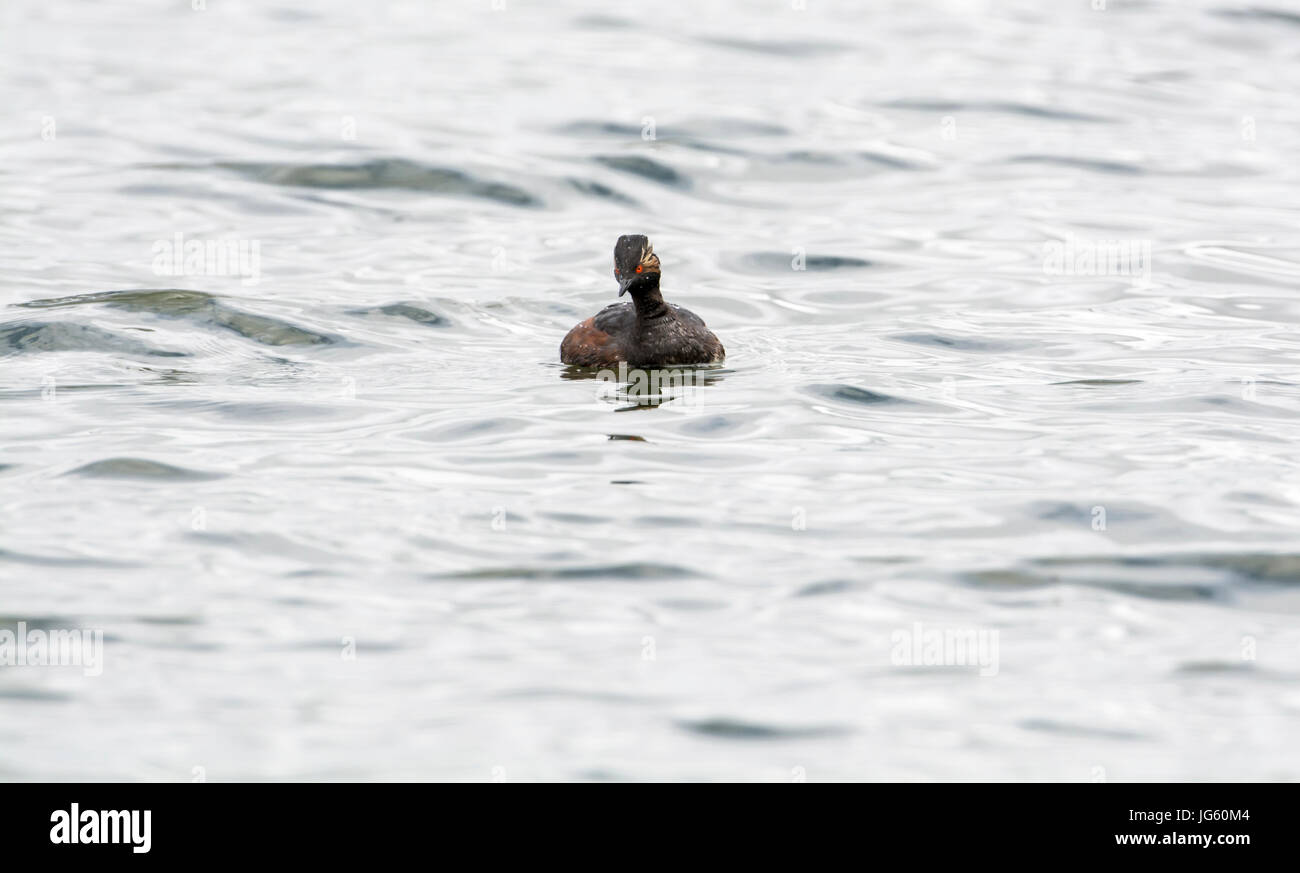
[561, 361, 728, 410]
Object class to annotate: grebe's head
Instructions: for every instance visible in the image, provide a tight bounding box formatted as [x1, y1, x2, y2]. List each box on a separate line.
[614, 234, 661, 296]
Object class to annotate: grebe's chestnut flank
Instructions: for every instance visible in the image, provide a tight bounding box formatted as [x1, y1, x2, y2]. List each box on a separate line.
[560, 235, 725, 368]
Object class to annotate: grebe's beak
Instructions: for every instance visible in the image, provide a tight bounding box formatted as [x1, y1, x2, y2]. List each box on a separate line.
[617, 274, 633, 296]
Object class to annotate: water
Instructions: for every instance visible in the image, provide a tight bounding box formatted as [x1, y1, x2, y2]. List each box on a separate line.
[3, 0, 1300, 781]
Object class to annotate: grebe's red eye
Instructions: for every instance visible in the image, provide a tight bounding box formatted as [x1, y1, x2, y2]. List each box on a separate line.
[635, 265, 643, 273]
[615, 268, 620, 274]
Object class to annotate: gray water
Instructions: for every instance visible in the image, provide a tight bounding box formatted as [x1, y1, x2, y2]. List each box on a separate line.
[2, 0, 1300, 781]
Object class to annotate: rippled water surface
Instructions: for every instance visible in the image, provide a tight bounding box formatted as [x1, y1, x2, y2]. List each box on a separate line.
[3, 0, 1300, 780]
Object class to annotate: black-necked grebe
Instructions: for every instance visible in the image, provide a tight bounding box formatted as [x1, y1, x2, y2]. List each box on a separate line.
[560, 235, 725, 368]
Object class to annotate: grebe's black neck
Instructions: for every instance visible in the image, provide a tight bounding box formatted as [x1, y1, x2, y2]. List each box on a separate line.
[628, 274, 670, 322]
